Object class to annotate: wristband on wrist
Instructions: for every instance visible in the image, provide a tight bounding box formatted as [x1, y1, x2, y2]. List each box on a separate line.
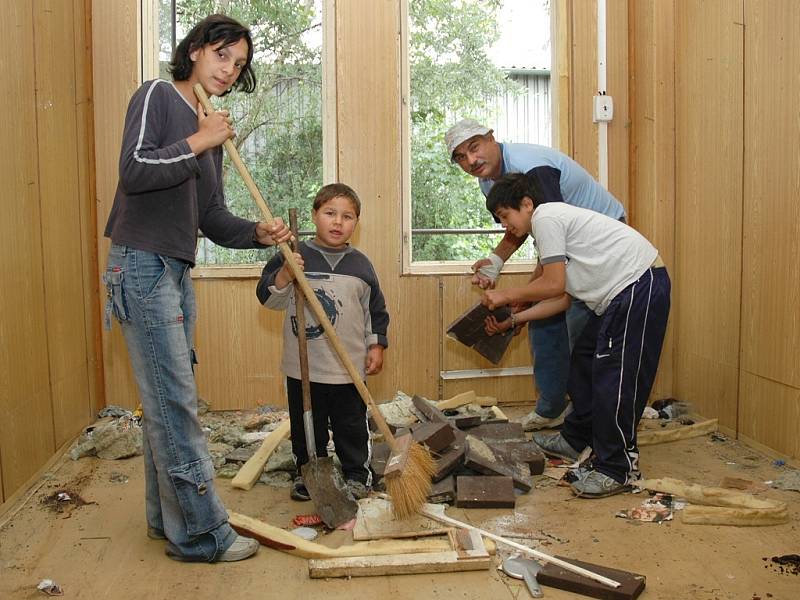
[510, 313, 517, 329]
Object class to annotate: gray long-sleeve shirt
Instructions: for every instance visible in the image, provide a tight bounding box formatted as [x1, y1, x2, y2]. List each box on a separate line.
[104, 79, 261, 265]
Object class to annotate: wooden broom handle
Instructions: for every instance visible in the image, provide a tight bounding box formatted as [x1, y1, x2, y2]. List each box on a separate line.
[194, 84, 397, 448]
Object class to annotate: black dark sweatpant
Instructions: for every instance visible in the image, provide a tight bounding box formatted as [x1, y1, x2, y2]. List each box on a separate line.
[286, 377, 372, 486]
[562, 266, 671, 485]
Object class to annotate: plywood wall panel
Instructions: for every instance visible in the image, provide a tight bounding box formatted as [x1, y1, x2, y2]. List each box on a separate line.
[740, 1, 800, 389]
[673, 1, 743, 428]
[628, 0, 676, 400]
[194, 279, 287, 410]
[93, 0, 140, 411]
[33, 0, 93, 447]
[74, 0, 104, 418]
[0, 1, 56, 497]
[739, 373, 800, 459]
[377, 276, 440, 401]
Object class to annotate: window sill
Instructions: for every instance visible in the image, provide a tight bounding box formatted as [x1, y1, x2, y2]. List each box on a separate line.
[192, 264, 264, 279]
[403, 260, 535, 277]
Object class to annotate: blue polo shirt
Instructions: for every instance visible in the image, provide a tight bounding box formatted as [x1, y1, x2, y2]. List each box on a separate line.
[479, 143, 626, 220]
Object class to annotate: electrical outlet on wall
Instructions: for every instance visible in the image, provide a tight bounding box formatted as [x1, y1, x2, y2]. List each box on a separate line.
[593, 94, 614, 122]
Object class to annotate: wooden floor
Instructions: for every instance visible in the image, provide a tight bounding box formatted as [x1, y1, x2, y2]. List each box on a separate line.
[1, 410, 798, 600]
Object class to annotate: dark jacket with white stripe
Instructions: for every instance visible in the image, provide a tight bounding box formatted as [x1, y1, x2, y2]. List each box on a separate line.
[104, 79, 260, 265]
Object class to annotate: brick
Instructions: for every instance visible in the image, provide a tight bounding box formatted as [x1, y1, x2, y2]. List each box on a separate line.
[427, 475, 456, 503]
[412, 421, 456, 453]
[537, 557, 646, 600]
[456, 476, 515, 508]
[463, 436, 532, 491]
[466, 422, 525, 441]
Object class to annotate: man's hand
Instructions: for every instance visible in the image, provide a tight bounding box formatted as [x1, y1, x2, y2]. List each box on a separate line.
[470, 254, 503, 290]
[255, 217, 292, 246]
[481, 288, 511, 311]
[365, 345, 384, 375]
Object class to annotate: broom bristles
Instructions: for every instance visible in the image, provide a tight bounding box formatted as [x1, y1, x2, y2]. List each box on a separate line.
[385, 441, 436, 519]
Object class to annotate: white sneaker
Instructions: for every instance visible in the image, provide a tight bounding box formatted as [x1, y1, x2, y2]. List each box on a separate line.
[218, 535, 259, 562]
[521, 404, 570, 432]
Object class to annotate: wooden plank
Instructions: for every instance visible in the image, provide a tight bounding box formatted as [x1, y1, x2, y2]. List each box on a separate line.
[436, 391, 478, 410]
[637, 419, 717, 446]
[352, 497, 448, 541]
[308, 551, 492, 578]
[456, 476, 515, 509]
[229, 511, 460, 559]
[230, 420, 290, 490]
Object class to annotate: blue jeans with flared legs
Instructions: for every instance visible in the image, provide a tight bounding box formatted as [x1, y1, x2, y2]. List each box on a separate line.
[103, 244, 236, 561]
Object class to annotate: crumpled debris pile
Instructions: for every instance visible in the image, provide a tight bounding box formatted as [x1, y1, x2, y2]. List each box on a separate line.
[69, 406, 142, 460]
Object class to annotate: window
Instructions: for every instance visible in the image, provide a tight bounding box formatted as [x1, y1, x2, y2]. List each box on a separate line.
[151, 0, 326, 266]
[402, 0, 553, 273]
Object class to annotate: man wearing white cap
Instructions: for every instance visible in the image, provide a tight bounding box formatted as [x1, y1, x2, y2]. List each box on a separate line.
[444, 118, 627, 430]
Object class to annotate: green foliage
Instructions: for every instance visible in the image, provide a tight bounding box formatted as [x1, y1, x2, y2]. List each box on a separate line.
[165, 0, 524, 265]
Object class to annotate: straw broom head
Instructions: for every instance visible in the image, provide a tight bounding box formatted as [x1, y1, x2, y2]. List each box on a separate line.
[384, 437, 437, 519]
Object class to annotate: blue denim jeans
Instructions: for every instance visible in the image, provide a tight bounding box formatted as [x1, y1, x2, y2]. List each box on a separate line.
[527, 298, 593, 418]
[103, 244, 236, 561]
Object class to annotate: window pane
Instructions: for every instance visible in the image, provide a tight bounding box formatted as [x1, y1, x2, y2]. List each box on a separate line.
[408, 0, 551, 264]
[158, 1, 324, 265]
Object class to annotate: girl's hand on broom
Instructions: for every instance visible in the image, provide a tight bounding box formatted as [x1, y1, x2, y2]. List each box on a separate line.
[255, 217, 292, 246]
[188, 104, 234, 154]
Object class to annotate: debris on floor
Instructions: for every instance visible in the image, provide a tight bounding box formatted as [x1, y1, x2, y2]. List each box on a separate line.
[40, 489, 95, 516]
[769, 469, 800, 492]
[69, 409, 143, 461]
[616, 493, 680, 523]
[36, 579, 63, 596]
[763, 554, 800, 576]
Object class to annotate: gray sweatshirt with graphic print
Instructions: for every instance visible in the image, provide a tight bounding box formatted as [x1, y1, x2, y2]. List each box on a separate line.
[257, 240, 389, 384]
[104, 79, 261, 265]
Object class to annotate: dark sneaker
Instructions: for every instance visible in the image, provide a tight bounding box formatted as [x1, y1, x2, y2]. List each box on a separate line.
[291, 476, 311, 501]
[570, 469, 630, 498]
[345, 480, 370, 500]
[147, 526, 166, 540]
[217, 535, 259, 562]
[532, 432, 581, 462]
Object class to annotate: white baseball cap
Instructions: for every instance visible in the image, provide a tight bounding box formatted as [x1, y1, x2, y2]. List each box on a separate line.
[445, 119, 492, 160]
